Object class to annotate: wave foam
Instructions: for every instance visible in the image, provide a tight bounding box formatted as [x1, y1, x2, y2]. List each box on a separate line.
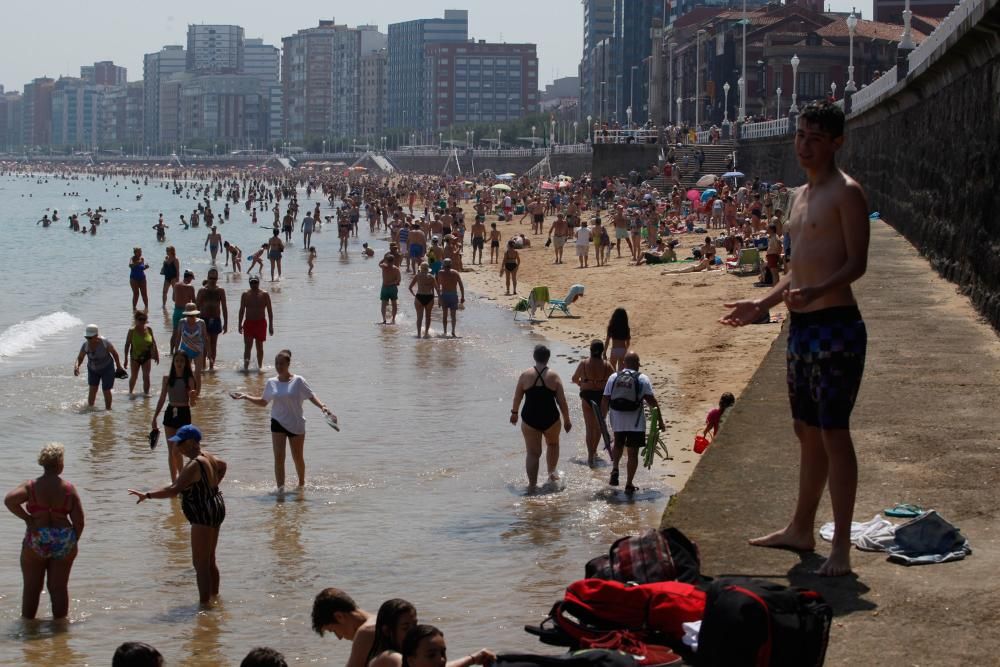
[0, 311, 84, 358]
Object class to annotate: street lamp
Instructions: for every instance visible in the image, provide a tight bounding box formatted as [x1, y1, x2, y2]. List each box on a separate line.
[573, 121, 578, 143]
[900, 0, 914, 50]
[322, 139, 326, 154]
[587, 115, 593, 142]
[737, 77, 745, 121]
[497, 129, 502, 150]
[723, 82, 731, 123]
[776, 87, 782, 119]
[626, 106, 633, 128]
[845, 12, 858, 94]
[830, 81, 837, 100]
[616, 73, 623, 121]
[790, 54, 800, 113]
[600, 81, 607, 123]
[676, 97, 682, 126]
[532, 125, 536, 144]
[696, 29, 706, 130]
[668, 41, 677, 123]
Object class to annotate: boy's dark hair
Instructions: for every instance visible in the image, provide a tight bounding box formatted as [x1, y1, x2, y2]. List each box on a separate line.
[241, 647, 288, 667]
[312, 588, 358, 636]
[799, 100, 845, 138]
[112, 642, 163, 667]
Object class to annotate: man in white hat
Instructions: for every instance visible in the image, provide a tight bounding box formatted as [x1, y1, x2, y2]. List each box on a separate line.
[74, 324, 125, 409]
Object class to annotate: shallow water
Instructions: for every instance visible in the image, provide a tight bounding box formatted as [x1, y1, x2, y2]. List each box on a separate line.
[0, 171, 672, 665]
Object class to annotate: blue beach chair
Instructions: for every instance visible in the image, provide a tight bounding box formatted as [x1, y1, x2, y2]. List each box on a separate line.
[548, 284, 585, 317]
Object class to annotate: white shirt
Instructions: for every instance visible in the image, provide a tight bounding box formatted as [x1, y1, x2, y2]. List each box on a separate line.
[263, 375, 314, 434]
[603, 371, 654, 433]
[576, 226, 592, 246]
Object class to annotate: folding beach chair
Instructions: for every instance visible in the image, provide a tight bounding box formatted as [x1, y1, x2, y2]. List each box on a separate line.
[514, 286, 550, 321]
[725, 248, 761, 276]
[548, 284, 585, 317]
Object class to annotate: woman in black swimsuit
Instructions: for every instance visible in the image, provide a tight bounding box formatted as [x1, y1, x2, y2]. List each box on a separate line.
[571, 340, 616, 467]
[128, 424, 226, 605]
[160, 246, 179, 309]
[408, 262, 439, 339]
[510, 345, 571, 489]
[500, 240, 520, 295]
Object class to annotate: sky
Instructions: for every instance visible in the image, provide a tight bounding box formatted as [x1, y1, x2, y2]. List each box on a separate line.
[1, 0, 873, 93]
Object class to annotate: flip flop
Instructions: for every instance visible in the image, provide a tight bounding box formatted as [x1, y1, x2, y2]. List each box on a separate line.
[884, 503, 924, 518]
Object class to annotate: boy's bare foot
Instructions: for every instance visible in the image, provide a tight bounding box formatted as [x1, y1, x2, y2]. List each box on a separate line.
[748, 526, 815, 552]
[816, 546, 852, 576]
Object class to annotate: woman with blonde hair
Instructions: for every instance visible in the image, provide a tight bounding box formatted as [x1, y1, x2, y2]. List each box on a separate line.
[4, 443, 84, 619]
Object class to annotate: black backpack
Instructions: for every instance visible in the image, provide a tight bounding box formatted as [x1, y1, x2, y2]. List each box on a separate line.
[696, 577, 832, 667]
[608, 369, 643, 412]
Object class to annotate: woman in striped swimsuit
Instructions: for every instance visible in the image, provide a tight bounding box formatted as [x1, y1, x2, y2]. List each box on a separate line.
[129, 424, 226, 605]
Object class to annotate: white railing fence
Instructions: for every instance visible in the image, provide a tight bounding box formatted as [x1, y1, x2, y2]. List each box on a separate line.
[592, 128, 660, 144]
[740, 117, 790, 140]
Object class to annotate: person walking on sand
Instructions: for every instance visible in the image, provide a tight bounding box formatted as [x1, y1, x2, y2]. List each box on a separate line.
[408, 262, 439, 339]
[128, 425, 226, 605]
[4, 443, 84, 620]
[602, 351, 665, 494]
[510, 345, 572, 490]
[721, 101, 869, 577]
[231, 350, 336, 493]
[575, 219, 592, 268]
[74, 324, 126, 410]
[572, 340, 615, 467]
[546, 213, 569, 264]
[379, 253, 402, 325]
[238, 276, 274, 371]
[435, 258, 465, 337]
[500, 240, 520, 295]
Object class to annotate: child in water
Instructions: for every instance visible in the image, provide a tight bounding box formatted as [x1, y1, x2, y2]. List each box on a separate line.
[308, 247, 317, 275]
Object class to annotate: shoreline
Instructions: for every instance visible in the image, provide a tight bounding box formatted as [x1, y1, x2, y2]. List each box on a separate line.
[454, 208, 787, 495]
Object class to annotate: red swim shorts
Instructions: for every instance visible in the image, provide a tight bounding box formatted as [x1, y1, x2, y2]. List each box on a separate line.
[243, 319, 267, 341]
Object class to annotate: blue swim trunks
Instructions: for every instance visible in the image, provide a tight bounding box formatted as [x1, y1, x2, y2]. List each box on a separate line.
[440, 292, 459, 310]
[786, 305, 866, 430]
[410, 244, 425, 259]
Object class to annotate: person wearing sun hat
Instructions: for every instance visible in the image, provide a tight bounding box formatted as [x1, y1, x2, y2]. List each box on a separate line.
[128, 424, 227, 604]
[73, 324, 125, 410]
[177, 302, 208, 381]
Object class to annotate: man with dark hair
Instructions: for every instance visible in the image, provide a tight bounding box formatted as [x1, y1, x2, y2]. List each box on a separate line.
[112, 642, 163, 667]
[312, 588, 376, 667]
[241, 646, 288, 667]
[721, 100, 869, 577]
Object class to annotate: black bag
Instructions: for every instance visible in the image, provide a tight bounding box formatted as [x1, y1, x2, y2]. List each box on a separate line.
[585, 527, 701, 585]
[608, 369, 643, 412]
[498, 650, 637, 667]
[696, 577, 832, 667]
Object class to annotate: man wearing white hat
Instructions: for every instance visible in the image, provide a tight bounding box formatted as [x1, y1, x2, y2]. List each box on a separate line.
[73, 324, 125, 409]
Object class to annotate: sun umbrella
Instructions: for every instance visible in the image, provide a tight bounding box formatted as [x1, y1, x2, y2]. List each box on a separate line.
[541, 181, 556, 190]
[497, 173, 515, 180]
[491, 183, 512, 191]
[722, 171, 745, 179]
[686, 188, 701, 201]
[769, 182, 785, 191]
[700, 188, 718, 202]
[556, 174, 573, 182]
[696, 174, 717, 187]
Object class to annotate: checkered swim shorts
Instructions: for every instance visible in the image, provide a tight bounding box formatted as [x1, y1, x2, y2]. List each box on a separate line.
[787, 305, 867, 430]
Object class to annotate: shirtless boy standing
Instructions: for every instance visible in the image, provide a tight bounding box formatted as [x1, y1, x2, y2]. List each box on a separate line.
[721, 101, 870, 577]
[196, 268, 228, 371]
[435, 258, 465, 337]
[379, 253, 402, 325]
[170, 271, 196, 354]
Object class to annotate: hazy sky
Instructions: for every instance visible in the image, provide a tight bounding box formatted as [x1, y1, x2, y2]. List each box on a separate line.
[1, 0, 873, 93]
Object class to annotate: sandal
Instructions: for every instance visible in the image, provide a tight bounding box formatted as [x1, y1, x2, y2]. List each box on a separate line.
[884, 503, 924, 518]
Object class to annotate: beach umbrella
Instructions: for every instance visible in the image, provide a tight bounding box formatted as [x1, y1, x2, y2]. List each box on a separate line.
[722, 171, 745, 179]
[557, 174, 573, 182]
[497, 173, 515, 180]
[541, 181, 556, 190]
[696, 174, 717, 187]
[686, 189, 700, 201]
[700, 188, 718, 202]
[491, 183, 512, 191]
[557, 180, 572, 189]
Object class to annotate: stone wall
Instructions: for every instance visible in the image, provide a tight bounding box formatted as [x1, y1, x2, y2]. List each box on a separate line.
[735, 0, 1000, 328]
[591, 144, 662, 180]
[389, 152, 592, 178]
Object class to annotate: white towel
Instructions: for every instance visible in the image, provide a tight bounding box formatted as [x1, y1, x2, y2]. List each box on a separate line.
[682, 620, 702, 652]
[819, 514, 897, 552]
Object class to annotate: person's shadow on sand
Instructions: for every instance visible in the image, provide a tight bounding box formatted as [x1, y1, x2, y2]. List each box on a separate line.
[787, 552, 877, 616]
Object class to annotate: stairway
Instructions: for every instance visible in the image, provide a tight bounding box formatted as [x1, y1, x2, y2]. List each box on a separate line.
[645, 142, 738, 192]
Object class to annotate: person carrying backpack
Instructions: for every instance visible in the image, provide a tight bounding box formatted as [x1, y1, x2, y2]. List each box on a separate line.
[601, 351, 665, 494]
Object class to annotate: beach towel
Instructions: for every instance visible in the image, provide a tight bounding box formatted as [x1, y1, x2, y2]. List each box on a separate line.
[819, 514, 897, 552]
[887, 510, 971, 565]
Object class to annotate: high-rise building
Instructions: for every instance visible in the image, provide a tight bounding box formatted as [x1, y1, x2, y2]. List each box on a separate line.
[100, 81, 144, 151]
[22, 77, 55, 148]
[0, 91, 24, 151]
[244, 38, 283, 144]
[187, 25, 245, 74]
[143, 45, 186, 149]
[613, 0, 666, 124]
[424, 41, 539, 130]
[81, 61, 128, 86]
[359, 49, 388, 141]
[50, 77, 103, 149]
[387, 10, 469, 130]
[580, 0, 614, 121]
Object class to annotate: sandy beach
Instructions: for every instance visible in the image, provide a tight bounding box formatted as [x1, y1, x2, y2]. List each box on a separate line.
[458, 210, 787, 493]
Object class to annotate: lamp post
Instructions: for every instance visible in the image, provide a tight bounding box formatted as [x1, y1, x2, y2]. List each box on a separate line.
[626, 106, 633, 128]
[830, 81, 837, 100]
[616, 73, 623, 122]
[668, 41, 677, 124]
[497, 129, 502, 150]
[845, 12, 858, 95]
[629, 65, 638, 125]
[900, 0, 914, 50]
[676, 96, 682, 126]
[776, 87, 782, 119]
[723, 82, 730, 123]
[695, 29, 706, 130]
[551, 119, 556, 146]
[789, 54, 800, 113]
[737, 77, 745, 122]
[573, 120, 578, 143]
[740, 0, 747, 120]
[531, 125, 536, 147]
[600, 81, 607, 123]
[322, 139, 326, 154]
[587, 115, 593, 143]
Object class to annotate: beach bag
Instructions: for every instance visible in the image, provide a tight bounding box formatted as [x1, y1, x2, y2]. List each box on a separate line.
[585, 528, 702, 585]
[498, 649, 638, 667]
[696, 578, 832, 667]
[609, 370, 643, 412]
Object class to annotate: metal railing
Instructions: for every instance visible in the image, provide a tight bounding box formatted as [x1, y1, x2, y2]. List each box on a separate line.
[696, 129, 711, 143]
[849, 65, 899, 114]
[908, 0, 982, 73]
[592, 128, 659, 144]
[740, 117, 790, 140]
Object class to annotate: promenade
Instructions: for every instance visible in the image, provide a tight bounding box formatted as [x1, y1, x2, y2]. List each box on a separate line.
[663, 220, 1000, 664]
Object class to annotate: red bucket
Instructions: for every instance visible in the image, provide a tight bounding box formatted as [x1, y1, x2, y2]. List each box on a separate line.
[693, 435, 710, 454]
